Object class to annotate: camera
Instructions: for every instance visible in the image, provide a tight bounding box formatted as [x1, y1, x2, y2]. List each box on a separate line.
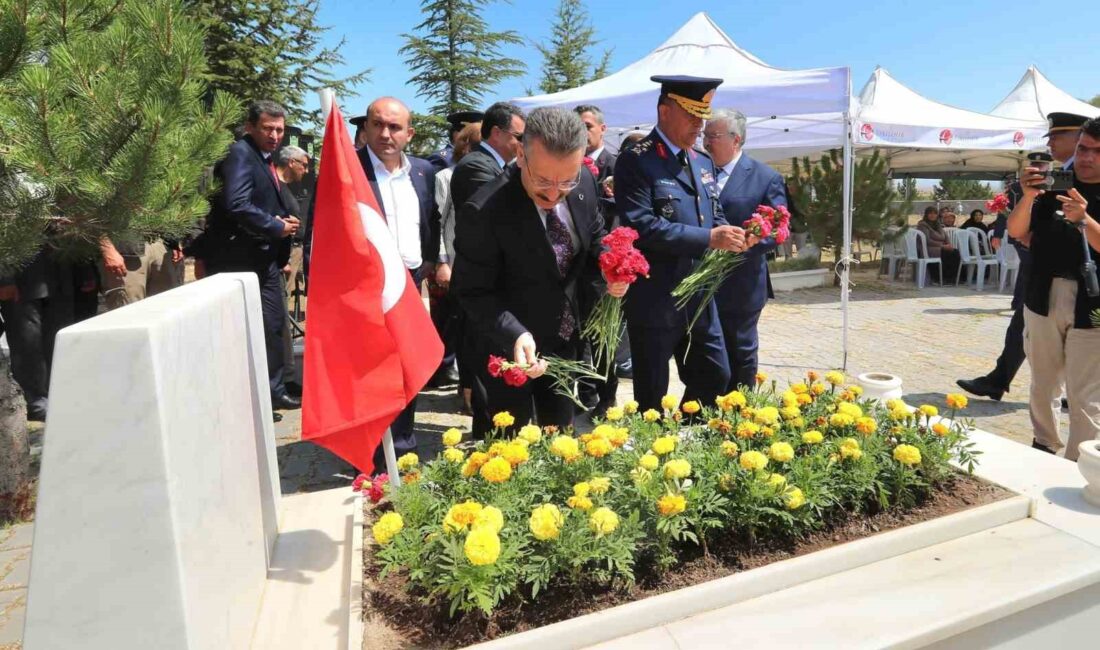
[1025, 151, 1074, 191]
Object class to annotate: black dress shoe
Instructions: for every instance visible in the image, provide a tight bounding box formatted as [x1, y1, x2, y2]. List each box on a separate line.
[956, 377, 1003, 401]
[616, 361, 633, 380]
[27, 408, 47, 423]
[285, 381, 303, 398]
[273, 411, 283, 423]
[1061, 397, 1069, 410]
[272, 394, 302, 410]
[1031, 439, 1056, 455]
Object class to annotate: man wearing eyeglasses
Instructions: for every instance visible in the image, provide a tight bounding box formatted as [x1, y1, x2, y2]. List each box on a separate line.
[614, 76, 748, 412]
[450, 102, 526, 211]
[453, 107, 628, 431]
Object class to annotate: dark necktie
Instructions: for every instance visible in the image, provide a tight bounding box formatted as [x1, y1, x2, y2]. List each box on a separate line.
[677, 150, 695, 191]
[267, 159, 280, 189]
[545, 204, 576, 340]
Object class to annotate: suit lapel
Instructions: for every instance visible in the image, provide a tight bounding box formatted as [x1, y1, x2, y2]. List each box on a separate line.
[245, 136, 285, 205]
[361, 154, 386, 219]
[510, 176, 558, 280]
[722, 155, 753, 200]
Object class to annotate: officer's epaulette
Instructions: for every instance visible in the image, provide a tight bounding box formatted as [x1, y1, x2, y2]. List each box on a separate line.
[692, 147, 712, 161]
[628, 136, 654, 155]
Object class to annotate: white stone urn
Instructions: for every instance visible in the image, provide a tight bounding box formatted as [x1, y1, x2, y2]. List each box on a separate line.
[1078, 440, 1100, 508]
[857, 372, 903, 402]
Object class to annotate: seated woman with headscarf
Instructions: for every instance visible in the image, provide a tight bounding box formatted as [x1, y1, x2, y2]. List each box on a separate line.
[916, 206, 961, 283]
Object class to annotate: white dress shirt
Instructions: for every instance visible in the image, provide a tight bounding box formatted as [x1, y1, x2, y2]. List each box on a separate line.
[715, 151, 744, 193]
[367, 148, 422, 270]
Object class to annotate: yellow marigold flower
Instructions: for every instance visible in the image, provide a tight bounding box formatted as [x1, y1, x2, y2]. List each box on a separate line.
[608, 427, 629, 448]
[652, 435, 678, 456]
[736, 421, 760, 439]
[802, 430, 824, 444]
[589, 476, 611, 495]
[518, 424, 542, 444]
[806, 370, 820, 382]
[716, 419, 734, 434]
[825, 370, 845, 385]
[889, 407, 910, 422]
[837, 402, 863, 418]
[784, 487, 806, 510]
[529, 503, 564, 541]
[502, 442, 530, 467]
[839, 438, 862, 461]
[492, 411, 515, 428]
[443, 448, 466, 464]
[480, 457, 513, 483]
[945, 393, 968, 410]
[488, 441, 508, 457]
[462, 451, 490, 477]
[766, 473, 787, 490]
[740, 450, 769, 471]
[761, 426, 775, 438]
[623, 399, 639, 414]
[573, 481, 591, 498]
[550, 435, 581, 462]
[754, 406, 780, 426]
[634, 453, 658, 472]
[791, 382, 810, 395]
[661, 394, 679, 411]
[740, 406, 756, 420]
[885, 398, 906, 411]
[721, 440, 739, 458]
[919, 405, 938, 418]
[663, 458, 692, 480]
[932, 422, 950, 436]
[811, 382, 827, 396]
[592, 424, 615, 440]
[781, 390, 799, 408]
[839, 390, 855, 402]
[769, 442, 794, 462]
[443, 501, 483, 532]
[372, 512, 404, 545]
[718, 473, 735, 492]
[681, 400, 701, 414]
[657, 493, 687, 516]
[631, 467, 652, 485]
[464, 528, 501, 566]
[643, 408, 661, 422]
[397, 452, 419, 471]
[848, 385, 864, 396]
[780, 406, 801, 421]
[586, 437, 613, 458]
[796, 393, 813, 406]
[588, 507, 620, 536]
[605, 405, 625, 421]
[472, 505, 504, 535]
[791, 417, 806, 428]
[829, 413, 855, 428]
[755, 371, 768, 385]
[442, 428, 463, 447]
[708, 417, 722, 430]
[855, 417, 878, 435]
[566, 494, 593, 511]
[721, 390, 747, 409]
[893, 444, 922, 466]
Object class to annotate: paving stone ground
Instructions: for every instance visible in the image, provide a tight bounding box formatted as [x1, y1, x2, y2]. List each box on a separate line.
[0, 267, 1066, 646]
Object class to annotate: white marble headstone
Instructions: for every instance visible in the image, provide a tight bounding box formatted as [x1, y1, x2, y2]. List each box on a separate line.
[23, 273, 282, 649]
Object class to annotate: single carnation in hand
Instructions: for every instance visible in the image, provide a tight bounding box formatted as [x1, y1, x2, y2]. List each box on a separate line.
[487, 355, 506, 377]
[503, 366, 528, 387]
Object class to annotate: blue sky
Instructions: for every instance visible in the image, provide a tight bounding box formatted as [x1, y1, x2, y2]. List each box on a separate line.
[314, 0, 1098, 119]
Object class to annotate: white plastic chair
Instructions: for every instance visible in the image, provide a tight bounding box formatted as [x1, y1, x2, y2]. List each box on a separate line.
[967, 227, 999, 289]
[957, 230, 999, 291]
[998, 242, 1021, 292]
[905, 229, 941, 289]
[878, 228, 905, 279]
[952, 229, 978, 286]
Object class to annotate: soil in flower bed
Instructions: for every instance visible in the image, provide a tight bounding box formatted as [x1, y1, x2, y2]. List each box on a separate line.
[361, 474, 1012, 649]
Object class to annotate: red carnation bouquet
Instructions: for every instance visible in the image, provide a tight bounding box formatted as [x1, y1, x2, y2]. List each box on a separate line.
[582, 227, 650, 372]
[673, 203, 789, 329]
[487, 354, 602, 407]
[986, 193, 1010, 214]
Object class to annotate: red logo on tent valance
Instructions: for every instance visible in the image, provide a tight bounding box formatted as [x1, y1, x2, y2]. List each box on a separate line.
[1013, 131, 1025, 147]
[938, 129, 953, 145]
[860, 123, 874, 141]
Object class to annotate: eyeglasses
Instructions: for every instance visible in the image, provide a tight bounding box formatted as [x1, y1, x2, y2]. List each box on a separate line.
[702, 132, 733, 141]
[523, 164, 580, 192]
[291, 159, 308, 167]
[509, 131, 524, 142]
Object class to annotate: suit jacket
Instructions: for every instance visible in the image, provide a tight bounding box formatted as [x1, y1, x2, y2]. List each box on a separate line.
[452, 165, 606, 355]
[593, 148, 617, 184]
[613, 129, 727, 329]
[204, 135, 288, 268]
[714, 155, 787, 314]
[592, 148, 618, 230]
[426, 144, 453, 172]
[356, 149, 442, 267]
[450, 145, 506, 213]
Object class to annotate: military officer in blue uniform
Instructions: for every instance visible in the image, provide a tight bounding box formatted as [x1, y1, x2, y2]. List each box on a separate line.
[704, 108, 788, 391]
[614, 76, 749, 411]
[427, 110, 484, 171]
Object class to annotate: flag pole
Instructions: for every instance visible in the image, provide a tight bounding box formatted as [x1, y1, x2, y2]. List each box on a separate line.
[382, 428, 401, 488]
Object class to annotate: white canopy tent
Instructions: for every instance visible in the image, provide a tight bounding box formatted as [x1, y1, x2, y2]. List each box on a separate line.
[989, 66, 1099, 123]
[853, 67, 1046, 177]
[511, 12, 860, 370]
[512, 12, 850, 164]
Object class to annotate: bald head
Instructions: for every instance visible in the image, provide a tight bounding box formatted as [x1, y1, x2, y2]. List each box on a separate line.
[365, 96, 415, 170]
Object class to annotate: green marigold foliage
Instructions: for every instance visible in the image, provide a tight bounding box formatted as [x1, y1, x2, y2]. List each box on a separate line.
[368, 378, 979, 618]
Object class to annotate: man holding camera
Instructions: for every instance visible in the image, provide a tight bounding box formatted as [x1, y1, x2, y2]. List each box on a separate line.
[1007, 117, 1100, 460]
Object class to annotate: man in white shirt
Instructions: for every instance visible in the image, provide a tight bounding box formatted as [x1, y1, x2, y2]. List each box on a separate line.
[354, 96, 441, 469]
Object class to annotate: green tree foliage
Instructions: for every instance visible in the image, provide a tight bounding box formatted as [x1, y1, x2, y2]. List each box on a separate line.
[786, 150, 912, 255]
[409, 112, 449, 158]
[535, 0, 612, 94]
[401, 0, 525, 116]
[1089, 94, 1099, 109]
[0, 0, 240, 274]
[187, 0, 369, 128]
[932, 178, 993, 201]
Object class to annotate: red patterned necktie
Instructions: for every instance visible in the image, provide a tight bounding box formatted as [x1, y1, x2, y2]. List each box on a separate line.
[268, 159, 280, 189]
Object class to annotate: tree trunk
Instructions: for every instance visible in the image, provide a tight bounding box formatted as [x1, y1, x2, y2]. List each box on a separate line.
[0, 355, 30, 503]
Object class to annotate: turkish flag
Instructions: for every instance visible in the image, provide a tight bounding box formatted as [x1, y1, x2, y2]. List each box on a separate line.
[300, 100, 443, 473]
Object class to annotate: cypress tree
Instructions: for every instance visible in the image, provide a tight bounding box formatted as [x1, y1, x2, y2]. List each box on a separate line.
[536, 0, 611, 94]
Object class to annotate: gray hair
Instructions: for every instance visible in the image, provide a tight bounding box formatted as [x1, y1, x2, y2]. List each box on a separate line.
[573, 104, 604, 124]
[523, 107, 587, 156]
[709, 108, 747, 143]
[276, 145, 308, 167]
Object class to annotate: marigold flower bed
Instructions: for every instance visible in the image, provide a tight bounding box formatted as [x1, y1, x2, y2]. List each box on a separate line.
[360, 375, 1001, 648]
